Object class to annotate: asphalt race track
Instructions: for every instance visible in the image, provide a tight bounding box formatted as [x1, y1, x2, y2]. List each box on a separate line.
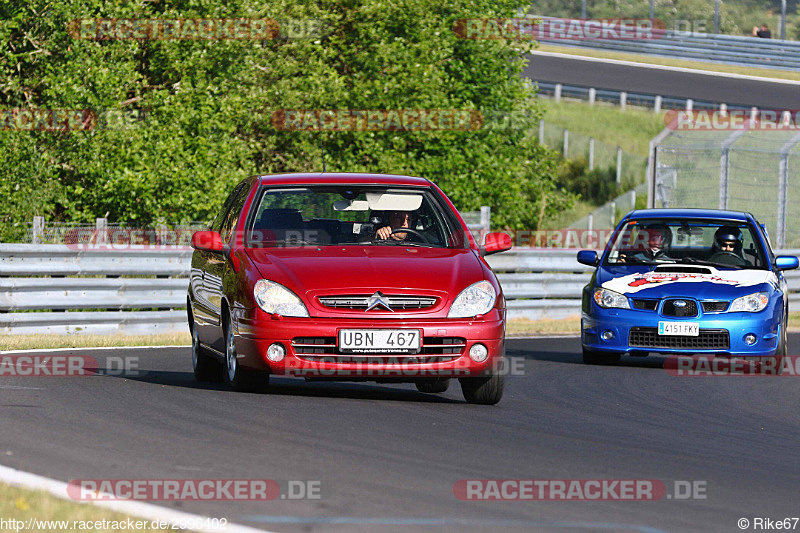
[524, 53, 800, 110]
[3, 336, 800, 532]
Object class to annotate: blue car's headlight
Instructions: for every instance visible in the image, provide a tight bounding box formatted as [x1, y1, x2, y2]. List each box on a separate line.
[253, 279, 309, 317]
[448, 281, 496, 318]
[729, 292, 769, 313]
[593, 288, 630, 309]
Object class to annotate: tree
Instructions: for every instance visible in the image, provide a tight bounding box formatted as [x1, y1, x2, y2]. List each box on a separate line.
[0, 0, 571, 241]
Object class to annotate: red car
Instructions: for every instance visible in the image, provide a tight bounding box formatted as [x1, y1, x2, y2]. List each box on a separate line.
[188, 173, 512, 404]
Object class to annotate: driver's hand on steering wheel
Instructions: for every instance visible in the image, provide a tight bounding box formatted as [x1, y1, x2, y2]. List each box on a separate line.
[376, 226, 406, 240]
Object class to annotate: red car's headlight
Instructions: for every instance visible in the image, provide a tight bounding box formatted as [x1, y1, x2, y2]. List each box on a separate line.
[253, 280, 309, 317]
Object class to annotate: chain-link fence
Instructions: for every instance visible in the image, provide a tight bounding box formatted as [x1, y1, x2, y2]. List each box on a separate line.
[568, 181, 649, 230]
[539, 120, 648, 189]
[653, 129, 800, 248]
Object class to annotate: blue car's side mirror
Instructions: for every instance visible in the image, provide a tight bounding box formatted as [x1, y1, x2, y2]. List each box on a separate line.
[577, 250, 599, 267]
[775, 256, 799, 271]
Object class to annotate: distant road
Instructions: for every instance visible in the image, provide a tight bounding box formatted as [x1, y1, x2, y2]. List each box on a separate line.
[525, 52, 800, 109]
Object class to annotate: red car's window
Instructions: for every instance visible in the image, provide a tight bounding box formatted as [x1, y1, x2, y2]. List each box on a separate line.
[245, 185, 467, 249]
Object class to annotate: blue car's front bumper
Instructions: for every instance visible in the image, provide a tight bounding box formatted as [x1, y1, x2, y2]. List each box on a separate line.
[582, 301, 782, 358]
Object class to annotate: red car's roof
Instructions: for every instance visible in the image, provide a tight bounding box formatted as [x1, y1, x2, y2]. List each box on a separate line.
[257, 173, 433, 187]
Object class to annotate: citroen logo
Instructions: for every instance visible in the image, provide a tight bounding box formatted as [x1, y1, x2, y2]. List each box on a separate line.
[365, 291, 393, 312]
[674, 300, 687, 308]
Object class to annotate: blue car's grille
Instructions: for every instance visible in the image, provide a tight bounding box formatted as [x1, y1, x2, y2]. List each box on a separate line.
[662, 299, 698, 317]
[629, 327, 730, 350]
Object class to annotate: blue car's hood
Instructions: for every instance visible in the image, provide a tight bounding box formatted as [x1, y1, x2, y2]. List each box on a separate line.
[596, 264, 778, 299]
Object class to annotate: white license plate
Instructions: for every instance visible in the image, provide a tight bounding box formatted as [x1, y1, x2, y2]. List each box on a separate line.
[658, 321, 700, 336]
[338, 329, 422, 353]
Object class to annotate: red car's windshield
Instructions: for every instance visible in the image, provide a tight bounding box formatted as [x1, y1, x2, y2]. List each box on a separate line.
[246, 185, 468, 248]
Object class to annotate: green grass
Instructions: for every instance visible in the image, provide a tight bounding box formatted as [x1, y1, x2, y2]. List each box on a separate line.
[0, 482, 166, 533]
[0, 332, 190, 351]
[540, 99, 667, 157]
[537, 43, 800, 82]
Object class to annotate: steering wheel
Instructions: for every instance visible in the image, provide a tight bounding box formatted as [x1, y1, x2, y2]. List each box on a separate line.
[381, 228, 429, 243]
[709, 251, 748, 266]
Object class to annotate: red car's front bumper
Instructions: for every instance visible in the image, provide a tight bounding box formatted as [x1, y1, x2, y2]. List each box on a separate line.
[234, 310, 505, 379]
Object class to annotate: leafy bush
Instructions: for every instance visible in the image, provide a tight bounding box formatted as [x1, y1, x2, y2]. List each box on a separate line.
[0, 0, 574, 241]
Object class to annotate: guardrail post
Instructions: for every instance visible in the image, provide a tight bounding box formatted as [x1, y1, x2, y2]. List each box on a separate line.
[654, 96, 662, 114]
[32, 216, 44, 244]
[96, 218, 108, 245]
[588, 87, 596, 106]
[686, 99, 693, 112]
[620, 91, 627, 111]
[719, 103, 727, 117]
[616, 147, 622, 185]
[554, 83, 562, 102]
[563, 129, 569, 158]
[589, 138, 595, 170]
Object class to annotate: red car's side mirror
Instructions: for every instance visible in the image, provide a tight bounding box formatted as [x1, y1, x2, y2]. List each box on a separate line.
[191, 230, 224, 252]
[481, 232, 512, 256]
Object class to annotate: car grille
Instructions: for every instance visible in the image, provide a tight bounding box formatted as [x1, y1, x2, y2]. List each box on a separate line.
[701, 300, 729, 313]
[662, 299, 698, 317]
[632, 299, 658, 311]
[629, 327, 730, 350]
[292, 336, 465, 360]
[318, 295, 436, 310]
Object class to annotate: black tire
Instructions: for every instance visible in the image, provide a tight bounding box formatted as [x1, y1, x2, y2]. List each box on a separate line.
[582, 348, 621, 365]
[190, 316, 223, 382]
[223, 313, 268, 392]
[460, 368, 504, 405]
[415, 378, 450, 394]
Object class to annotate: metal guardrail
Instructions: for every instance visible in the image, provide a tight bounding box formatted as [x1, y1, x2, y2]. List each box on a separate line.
[3, 245, 800, 333]
[536, 24, 800, 71]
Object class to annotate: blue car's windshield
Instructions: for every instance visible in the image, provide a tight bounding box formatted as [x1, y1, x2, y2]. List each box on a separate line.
[604, 219, 768, 269]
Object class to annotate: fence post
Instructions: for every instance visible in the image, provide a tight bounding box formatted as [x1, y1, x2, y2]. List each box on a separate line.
[95, 217, 108, 245]
[563, 129, 569, 158]
[554, 83, 562, 102]
[616, 146, 622, 185]
[611, 201, 616, 227]
[32, 216, 44, 244]
[719, 130, 747, 210]
[538, 120, 544, 143]
[480, 206, 491, 232]
[654, 95, 662, 114]
[588, 213, 593, 231]
[589, 138, 595, 170]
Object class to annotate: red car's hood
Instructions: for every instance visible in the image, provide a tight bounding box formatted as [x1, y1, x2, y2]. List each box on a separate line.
[245, 246, 486, 317]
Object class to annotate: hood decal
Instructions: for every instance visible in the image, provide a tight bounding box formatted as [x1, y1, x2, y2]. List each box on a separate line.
[602, 268, 774, 295]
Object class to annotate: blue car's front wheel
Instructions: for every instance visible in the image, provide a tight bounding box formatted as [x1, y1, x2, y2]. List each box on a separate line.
[582, 348, 621, 365]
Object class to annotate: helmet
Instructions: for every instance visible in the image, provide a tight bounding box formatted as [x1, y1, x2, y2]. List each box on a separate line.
[714, 226, 742, 250]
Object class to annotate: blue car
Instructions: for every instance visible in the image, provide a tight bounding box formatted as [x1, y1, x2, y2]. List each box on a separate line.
[577, 209, 799, 371]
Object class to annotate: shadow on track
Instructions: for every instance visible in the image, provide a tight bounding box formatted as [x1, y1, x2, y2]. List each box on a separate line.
[107, 369, 465, 403]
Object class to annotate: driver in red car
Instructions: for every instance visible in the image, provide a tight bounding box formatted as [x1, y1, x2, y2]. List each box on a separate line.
[376, 210, 415, 240]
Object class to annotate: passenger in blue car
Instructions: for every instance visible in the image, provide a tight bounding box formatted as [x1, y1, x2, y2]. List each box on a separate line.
[622, 224, 674, 263]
